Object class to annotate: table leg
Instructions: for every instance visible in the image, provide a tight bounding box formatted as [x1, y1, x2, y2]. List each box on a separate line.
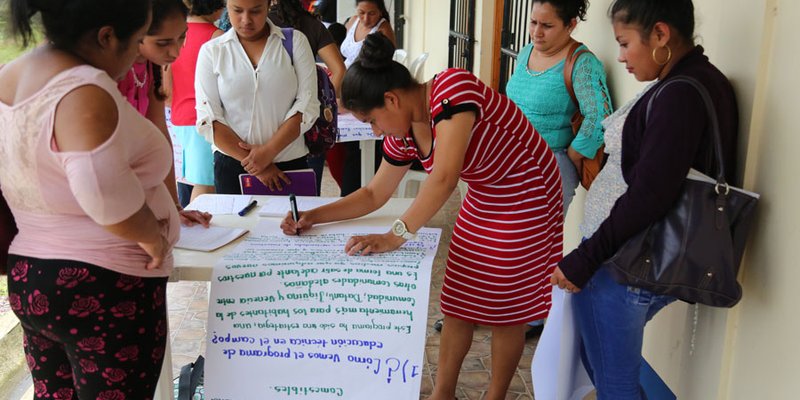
[360, 140, 376, 186]
[154, 333, 175, 400]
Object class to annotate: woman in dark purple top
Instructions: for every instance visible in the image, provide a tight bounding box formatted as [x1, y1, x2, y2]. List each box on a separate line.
[550, 0, 738, 397]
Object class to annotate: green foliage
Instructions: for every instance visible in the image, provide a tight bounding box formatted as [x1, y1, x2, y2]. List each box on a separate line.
[0, 0, 40, 64]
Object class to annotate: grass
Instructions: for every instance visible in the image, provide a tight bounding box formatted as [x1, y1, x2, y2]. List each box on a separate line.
[0, 40, 27, 64]
[0, 279, 6, 297]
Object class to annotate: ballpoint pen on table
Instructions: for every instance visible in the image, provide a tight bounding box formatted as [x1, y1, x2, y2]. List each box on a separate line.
[238, 200, 258, 216]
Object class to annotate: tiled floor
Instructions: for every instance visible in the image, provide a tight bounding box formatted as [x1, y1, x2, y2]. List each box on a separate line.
[166, 168, 540, 399]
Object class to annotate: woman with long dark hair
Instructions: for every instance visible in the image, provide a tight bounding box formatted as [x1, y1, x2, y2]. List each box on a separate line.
[1, 1, 179, 397]
[552, 1, 739, 397]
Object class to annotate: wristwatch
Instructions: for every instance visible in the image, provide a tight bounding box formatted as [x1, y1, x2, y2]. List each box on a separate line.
[391, 219, 417, 241]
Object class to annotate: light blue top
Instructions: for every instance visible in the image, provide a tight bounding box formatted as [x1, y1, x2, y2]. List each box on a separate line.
[506, 43, 612, 158]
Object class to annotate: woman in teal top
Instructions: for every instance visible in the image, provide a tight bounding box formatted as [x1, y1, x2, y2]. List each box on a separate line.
[506, 0, 612, 212]
[505, 0, 611, 338]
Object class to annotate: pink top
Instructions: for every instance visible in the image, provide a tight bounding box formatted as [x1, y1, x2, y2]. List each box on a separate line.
[170, 22, 219, 125]
[0, 65, 179, 277]
[117, 61, 152, 116]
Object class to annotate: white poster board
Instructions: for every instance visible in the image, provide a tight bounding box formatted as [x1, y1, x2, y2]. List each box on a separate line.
[337, 113, 379, 143]
[205, 221, 440, 400]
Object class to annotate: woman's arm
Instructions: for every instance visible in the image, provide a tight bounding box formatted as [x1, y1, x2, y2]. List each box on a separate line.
[396, 114, 472, 234]
[145, 88, 180, 205]
[317, 43, 346, 97]
[195, 43, 235, 151]
[342, 112, 474, 256]
[238, 113, 303, 180]
[54, 85, 169, 269]
[378, 23, 396, 46]
[569, 54, 612, 161]
[146, 77, 212, 226]
[280, 159, 410, 234]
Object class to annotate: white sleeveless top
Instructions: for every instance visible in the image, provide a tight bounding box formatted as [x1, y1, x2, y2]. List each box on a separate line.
[341, 17, 387, 68]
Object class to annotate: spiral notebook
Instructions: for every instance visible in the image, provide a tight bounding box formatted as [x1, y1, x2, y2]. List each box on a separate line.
[238, 169, 317, 196]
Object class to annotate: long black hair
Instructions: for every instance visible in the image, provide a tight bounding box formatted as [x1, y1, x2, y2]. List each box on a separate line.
[187, 0, 225, 17]
[533, 0, 589, 25]
[341, 32, 415, 112]
[271, 0, 315, 29]
[10, 0, 151, 49]
[609, 0, 695, 45]
[148, 0, 189, 101]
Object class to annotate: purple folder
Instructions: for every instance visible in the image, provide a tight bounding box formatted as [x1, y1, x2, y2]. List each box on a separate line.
[238, 169, 317, 196]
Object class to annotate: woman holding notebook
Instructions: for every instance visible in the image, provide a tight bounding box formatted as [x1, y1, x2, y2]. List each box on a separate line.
[195, 0, 319, 194]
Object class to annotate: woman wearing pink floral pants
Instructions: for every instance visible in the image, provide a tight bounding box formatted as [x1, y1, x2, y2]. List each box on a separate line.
[0, 0, 180, 399]
[8, 257, 168, 400]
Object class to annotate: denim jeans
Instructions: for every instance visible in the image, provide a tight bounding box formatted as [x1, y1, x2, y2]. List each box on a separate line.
[554, 149, 580, 214]
[573, 266, 676, 400]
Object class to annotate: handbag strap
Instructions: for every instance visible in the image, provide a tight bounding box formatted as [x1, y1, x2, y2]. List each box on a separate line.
[563, 42, 591, 114]
[645, 76, 727, 186]
[177, 355, 204, 400]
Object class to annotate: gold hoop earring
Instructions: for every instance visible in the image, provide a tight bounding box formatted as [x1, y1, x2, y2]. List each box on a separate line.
[652, 45, 672, 66]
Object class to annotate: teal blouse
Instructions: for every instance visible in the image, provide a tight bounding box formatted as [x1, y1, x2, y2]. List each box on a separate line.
[506, 43, 612, 158]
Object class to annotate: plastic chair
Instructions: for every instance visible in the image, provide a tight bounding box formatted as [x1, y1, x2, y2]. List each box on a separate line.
[409, 52, 429, 82]
[393, 49, 408, 66]
[396, 170, 468, 203]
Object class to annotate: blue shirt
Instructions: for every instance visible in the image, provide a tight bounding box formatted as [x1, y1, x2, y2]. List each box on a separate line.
[505, 43, 612, 158]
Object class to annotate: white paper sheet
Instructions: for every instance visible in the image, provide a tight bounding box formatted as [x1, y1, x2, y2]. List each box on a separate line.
[337, 113, 380, 142]
[185, 195, 252, 215]
[258, 196, 341, 217]
[532, 286, 594, 400]
[205, 222, 441, 400]
[175, 225, 249, 252]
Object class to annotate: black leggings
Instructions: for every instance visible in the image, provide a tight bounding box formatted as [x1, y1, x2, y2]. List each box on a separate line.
[6, 255, 168, 400]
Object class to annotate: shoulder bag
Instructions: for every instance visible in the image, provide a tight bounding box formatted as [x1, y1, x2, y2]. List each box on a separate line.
[564, 42, 605, 190]
[603, 76, 759, 308]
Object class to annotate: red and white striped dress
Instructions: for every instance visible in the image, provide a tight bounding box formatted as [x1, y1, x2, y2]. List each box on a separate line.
[383, 69, 563, 326]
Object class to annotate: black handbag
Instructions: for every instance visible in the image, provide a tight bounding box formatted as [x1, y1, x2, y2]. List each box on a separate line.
[176, 355, 204, 400]
[603, 77, 759, 308]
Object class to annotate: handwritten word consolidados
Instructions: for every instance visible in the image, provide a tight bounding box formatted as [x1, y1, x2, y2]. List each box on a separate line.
[272, 385, 344, 397]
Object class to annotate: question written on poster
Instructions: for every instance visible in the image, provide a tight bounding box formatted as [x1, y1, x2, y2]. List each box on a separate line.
[205, 221, 441, 400]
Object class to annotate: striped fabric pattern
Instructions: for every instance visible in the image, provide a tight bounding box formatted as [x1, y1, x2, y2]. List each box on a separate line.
[384, 68, 563, 325]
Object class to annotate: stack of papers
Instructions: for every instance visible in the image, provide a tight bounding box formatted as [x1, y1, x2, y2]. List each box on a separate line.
[175, 225, 249, 252]
[185, 195, 253, 215]
[258, 196, 340, 217]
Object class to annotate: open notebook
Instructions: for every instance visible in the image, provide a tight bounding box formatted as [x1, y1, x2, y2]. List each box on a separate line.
[175, 225, 249, 252]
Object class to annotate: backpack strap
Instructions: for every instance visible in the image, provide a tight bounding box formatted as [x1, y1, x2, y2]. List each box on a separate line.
[563, 42, 592, 110]
[280, 27, 294, 65]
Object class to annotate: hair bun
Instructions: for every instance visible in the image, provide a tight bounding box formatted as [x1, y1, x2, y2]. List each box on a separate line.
[357, 32, 396, 70]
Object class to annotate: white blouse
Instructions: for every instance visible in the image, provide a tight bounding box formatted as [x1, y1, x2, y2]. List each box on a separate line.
[195, 19, 320, 162]
[341, 18, 386, 68]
